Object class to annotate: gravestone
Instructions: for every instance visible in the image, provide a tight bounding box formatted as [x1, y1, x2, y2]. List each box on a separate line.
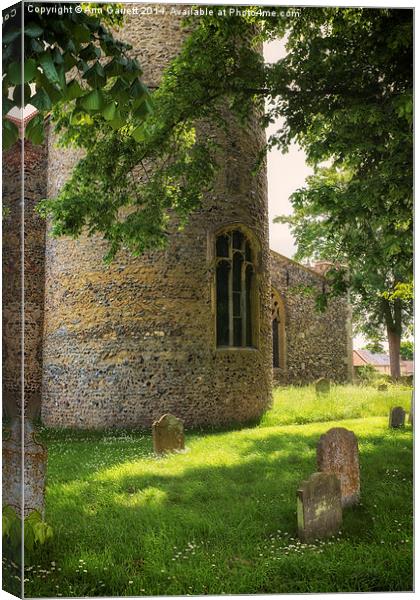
[152, 413, 185, 454]
[389, 406, 405, 429]
[2, 419, 47, 517]
[297, 472, 342, 542]
[315, 377, 330, 394]
[317, 427, 360, 507]
[377, 384, 388, 392]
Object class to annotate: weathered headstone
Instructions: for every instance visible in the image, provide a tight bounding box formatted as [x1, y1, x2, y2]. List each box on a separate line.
[389, 406, 405, 429]
[152, 413, 185, 454]
[315, 377, 330, 394]
[2, 419, 47, 517]
[377, 384, 388, 392]
[297, 472, 342, 542]
[317, 427, 360, 507]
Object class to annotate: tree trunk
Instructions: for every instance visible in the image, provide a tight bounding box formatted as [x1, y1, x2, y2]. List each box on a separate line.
[383, 297, 402, 379]
[387, 327, 401, 378]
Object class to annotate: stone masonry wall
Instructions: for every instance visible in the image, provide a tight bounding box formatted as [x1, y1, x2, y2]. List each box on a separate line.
[2, 142, 22, 419]
[41, 5, 272, 428]
[270, 251, 352, 384]
[3, 139, 47, 419]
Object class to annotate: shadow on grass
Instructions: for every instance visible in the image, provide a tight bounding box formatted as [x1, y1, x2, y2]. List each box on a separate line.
[30, 422, 413, 596]
[48, 426, 412, 539]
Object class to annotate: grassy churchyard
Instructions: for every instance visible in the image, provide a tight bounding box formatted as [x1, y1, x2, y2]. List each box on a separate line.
[13, 384, 413, 596]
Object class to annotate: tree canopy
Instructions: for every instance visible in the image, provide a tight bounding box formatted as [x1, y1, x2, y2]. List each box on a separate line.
[38, 9, 265, 258]
[4, 5, 412, 372]
[2, 2, 151, 149]
[272, 7, 412, 375]
[400, 341, 413, 361]
[35, 7, 412, 262]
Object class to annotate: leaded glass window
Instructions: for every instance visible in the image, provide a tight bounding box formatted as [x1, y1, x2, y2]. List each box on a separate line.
[216, 230, 255, 347]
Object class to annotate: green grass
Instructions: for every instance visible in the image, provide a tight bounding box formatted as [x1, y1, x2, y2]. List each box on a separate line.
[262, 383, 412, 427]
[13, 385, 413, 596]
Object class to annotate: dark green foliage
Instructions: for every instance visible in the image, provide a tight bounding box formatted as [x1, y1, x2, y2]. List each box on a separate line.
[38, 11, 264, 258]
[271, 9, 413, 373]
[355, 364, 379, 383]
[37, 8, 412, 273]
[2, 3, 150, 148]
[5, 7, 413, 348]
[363, 341, 385, 354]
[2, 506, 53, 563]
[399, 340, 413, 361]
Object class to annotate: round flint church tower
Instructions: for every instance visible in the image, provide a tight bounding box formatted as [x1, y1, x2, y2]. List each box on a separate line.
[41, 5, 272, 429]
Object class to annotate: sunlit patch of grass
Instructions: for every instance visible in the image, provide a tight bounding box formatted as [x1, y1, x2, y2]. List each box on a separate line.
[26, 386, 413, 596]
[261, 383, 411, 427]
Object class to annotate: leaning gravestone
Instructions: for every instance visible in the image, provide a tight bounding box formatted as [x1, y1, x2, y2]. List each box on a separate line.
[152, 413, 185, 454]
[2, 419, 47, 517]
[389, 406, 405, 429]
[297, 472, 342, 542]
[315, 377, 330, 394]
[317, 427, 360, 507]
[377, 384, 388, 392]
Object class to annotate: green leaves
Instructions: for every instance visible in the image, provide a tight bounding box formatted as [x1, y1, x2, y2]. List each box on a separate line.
[65, 79, 85, 101]
[7, 60, 37, 85]
[133, 98, 153, 120]
[38, 51, 61, 86]
[24, 59, 38, 82]
[131, 124, 147, 143]
[39, 7, 264, 259]
[2, 28, 21, 44]
[2, 119, 19, 150]
[109, 78, 131, 103]
[104, 57, 128, 77]
[31, 88, 53, 112]
[269, 8, 412, 348]
[2, 7, 150, 149]
[24, 21, 44, 38]
[2, 507, 53, 558]
[80, 88, 105, 111]
[102, 102, 117, 121]
[6, 62, 21, 85]
[25, 114, 45, 145]
[130, 78, 149, 103]
[83, 61, 106, 87]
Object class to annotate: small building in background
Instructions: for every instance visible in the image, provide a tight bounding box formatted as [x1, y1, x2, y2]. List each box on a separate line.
[353, 349, 414, 376]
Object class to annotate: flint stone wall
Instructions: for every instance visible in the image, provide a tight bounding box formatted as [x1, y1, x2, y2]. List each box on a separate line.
[41, 5, 272, 429]
[270, 251, 352, 384]
[3, 139, 47, 418]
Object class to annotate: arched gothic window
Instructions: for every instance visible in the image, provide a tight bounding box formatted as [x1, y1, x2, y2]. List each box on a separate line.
[215, 229, 256, 347]
[271, 289, 286, 369]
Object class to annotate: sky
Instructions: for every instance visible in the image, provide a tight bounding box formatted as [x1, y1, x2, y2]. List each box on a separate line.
[264, 40, 367, 350]
[264, 39, 313, 260]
